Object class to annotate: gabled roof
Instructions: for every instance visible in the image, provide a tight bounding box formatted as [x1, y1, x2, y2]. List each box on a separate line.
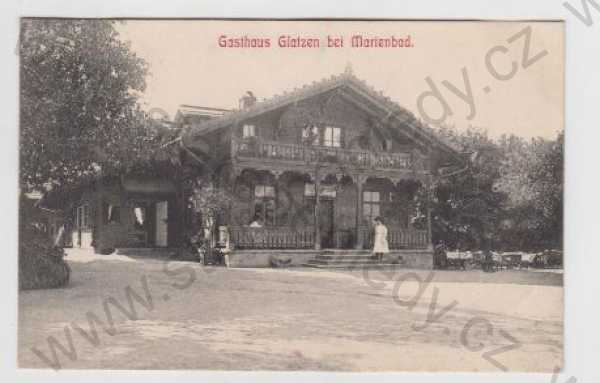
[182, 68, 460, 157]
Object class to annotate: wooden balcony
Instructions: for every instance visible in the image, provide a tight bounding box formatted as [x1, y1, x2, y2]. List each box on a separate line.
[232, 137, 413, 171]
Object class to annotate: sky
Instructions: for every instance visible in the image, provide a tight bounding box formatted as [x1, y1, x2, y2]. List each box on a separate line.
[117, 20, 564, 139]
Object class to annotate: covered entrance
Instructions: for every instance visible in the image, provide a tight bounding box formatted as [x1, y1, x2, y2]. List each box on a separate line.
[73, 204, 93, 249]
[129, 200, 170, 247]
[155, 201, 169, 247]
[93, 177, 178, 253]
[318, 199, 334, 248]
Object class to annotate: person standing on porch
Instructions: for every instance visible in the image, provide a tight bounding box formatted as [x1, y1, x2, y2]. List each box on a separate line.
[372, 216, 389, 262]
[249, 215, 263, 228]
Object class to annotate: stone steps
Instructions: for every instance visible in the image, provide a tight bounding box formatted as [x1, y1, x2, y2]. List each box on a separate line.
[304, 249, 403, 269]
[304, 262, 405, 270]
[315, 255, 375, 261]
[309, 257, 385, 264]
[115, 247, 177, 257]
[320, 249, 371, 255]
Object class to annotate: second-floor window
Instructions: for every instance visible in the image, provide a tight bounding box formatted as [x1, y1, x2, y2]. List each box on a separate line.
[243, 124, 256, 138]
[323, 126, 341, 147]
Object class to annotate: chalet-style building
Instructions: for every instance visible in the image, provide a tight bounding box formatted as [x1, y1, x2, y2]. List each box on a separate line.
[179, 67, 462, 267]
[58, 67, 461, 268]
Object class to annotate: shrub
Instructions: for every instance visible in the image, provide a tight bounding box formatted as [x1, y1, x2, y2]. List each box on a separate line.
[19, 223, 70, 290]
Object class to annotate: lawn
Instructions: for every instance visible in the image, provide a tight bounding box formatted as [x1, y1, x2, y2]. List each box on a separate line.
[18, 249, 563, 372]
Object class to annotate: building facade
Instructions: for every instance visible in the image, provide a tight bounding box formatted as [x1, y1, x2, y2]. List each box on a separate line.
[55, 69, 461, 268]
[182, 69, 461, 267]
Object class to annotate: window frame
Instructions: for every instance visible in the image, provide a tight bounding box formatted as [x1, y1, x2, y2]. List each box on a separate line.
[362, 191, 381, 222]
[253, 184, 276, 226]
[76, 204, 91, 230]
[242, 124, 256, 138]
[323, 126, 342, 148]
[103, 202, 121, 224]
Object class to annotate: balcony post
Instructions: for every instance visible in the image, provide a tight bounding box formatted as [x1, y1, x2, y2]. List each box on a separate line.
[354, 174, 365, 250]
[426, 174, 433, 250]
[313, 171, 321, 250]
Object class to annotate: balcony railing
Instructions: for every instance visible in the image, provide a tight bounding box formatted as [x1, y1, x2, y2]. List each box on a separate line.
[232, 137, 413, 170]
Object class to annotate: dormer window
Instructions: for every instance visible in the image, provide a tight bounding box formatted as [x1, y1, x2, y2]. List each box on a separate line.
[242, 124, 256, 138]
[323, 126, 341, 147]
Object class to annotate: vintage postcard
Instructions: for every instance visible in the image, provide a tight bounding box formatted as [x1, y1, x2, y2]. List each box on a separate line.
[18, 19, 564, 372]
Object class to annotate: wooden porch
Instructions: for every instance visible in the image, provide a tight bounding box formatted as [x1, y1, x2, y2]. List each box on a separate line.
[225, 148, 433, 251]
[229, 225, 429, 250]
[226, 132, 433, 253]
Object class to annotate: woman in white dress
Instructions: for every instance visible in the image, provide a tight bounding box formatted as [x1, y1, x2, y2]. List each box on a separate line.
[372, 216, 389, 262]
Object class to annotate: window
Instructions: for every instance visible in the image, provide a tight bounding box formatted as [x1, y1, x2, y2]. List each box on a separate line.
[254, 185, 275, 198]
[76, 204, 90, 230]
[301, 125, 319, 145]
[103, 202, 121, 224]
[242, 124, 256, 138]
[109, 205, 120, 223]
[323, 126, 341, 147]
[363, 191, 380, 222]
[133, 206, 146, 229]
[254, 185, 276, 225]
[384, 139, 392, 151]
[304, 183, 337, 198]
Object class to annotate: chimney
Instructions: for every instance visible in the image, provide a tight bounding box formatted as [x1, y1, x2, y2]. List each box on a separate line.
[239, 91, 257, 109]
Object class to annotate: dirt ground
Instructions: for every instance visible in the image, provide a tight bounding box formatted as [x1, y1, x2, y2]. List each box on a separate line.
[18, 249, 563, 372]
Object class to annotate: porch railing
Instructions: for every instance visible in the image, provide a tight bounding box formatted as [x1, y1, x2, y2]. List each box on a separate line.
[360, 226, 429, 249]
[230, 226, 315, 249]
[229, 225, 428, 250]
[232, 138, 412, 170]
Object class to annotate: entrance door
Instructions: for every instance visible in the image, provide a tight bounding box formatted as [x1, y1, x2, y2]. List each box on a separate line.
[74, 204, 93, 249]
[155, 201, 168, 247]
[319, 199, 334, 248]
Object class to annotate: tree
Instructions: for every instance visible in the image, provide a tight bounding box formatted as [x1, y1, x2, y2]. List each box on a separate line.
[428, 125, 564, 251]
[495, 132, 563, 249]
[20, 19, 156, 192]
[429, 126, 507, 250]
[528, 131, 563, 248]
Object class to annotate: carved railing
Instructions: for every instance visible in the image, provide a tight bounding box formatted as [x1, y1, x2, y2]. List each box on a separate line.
[230, 225, 428, 250]
[360, 226, 429, 249]
[232, 138, 413, 170]
[230, 226, 315, 249]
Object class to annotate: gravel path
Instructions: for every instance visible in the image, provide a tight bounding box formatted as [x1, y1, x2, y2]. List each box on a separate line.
[18, 250, 562, 371]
